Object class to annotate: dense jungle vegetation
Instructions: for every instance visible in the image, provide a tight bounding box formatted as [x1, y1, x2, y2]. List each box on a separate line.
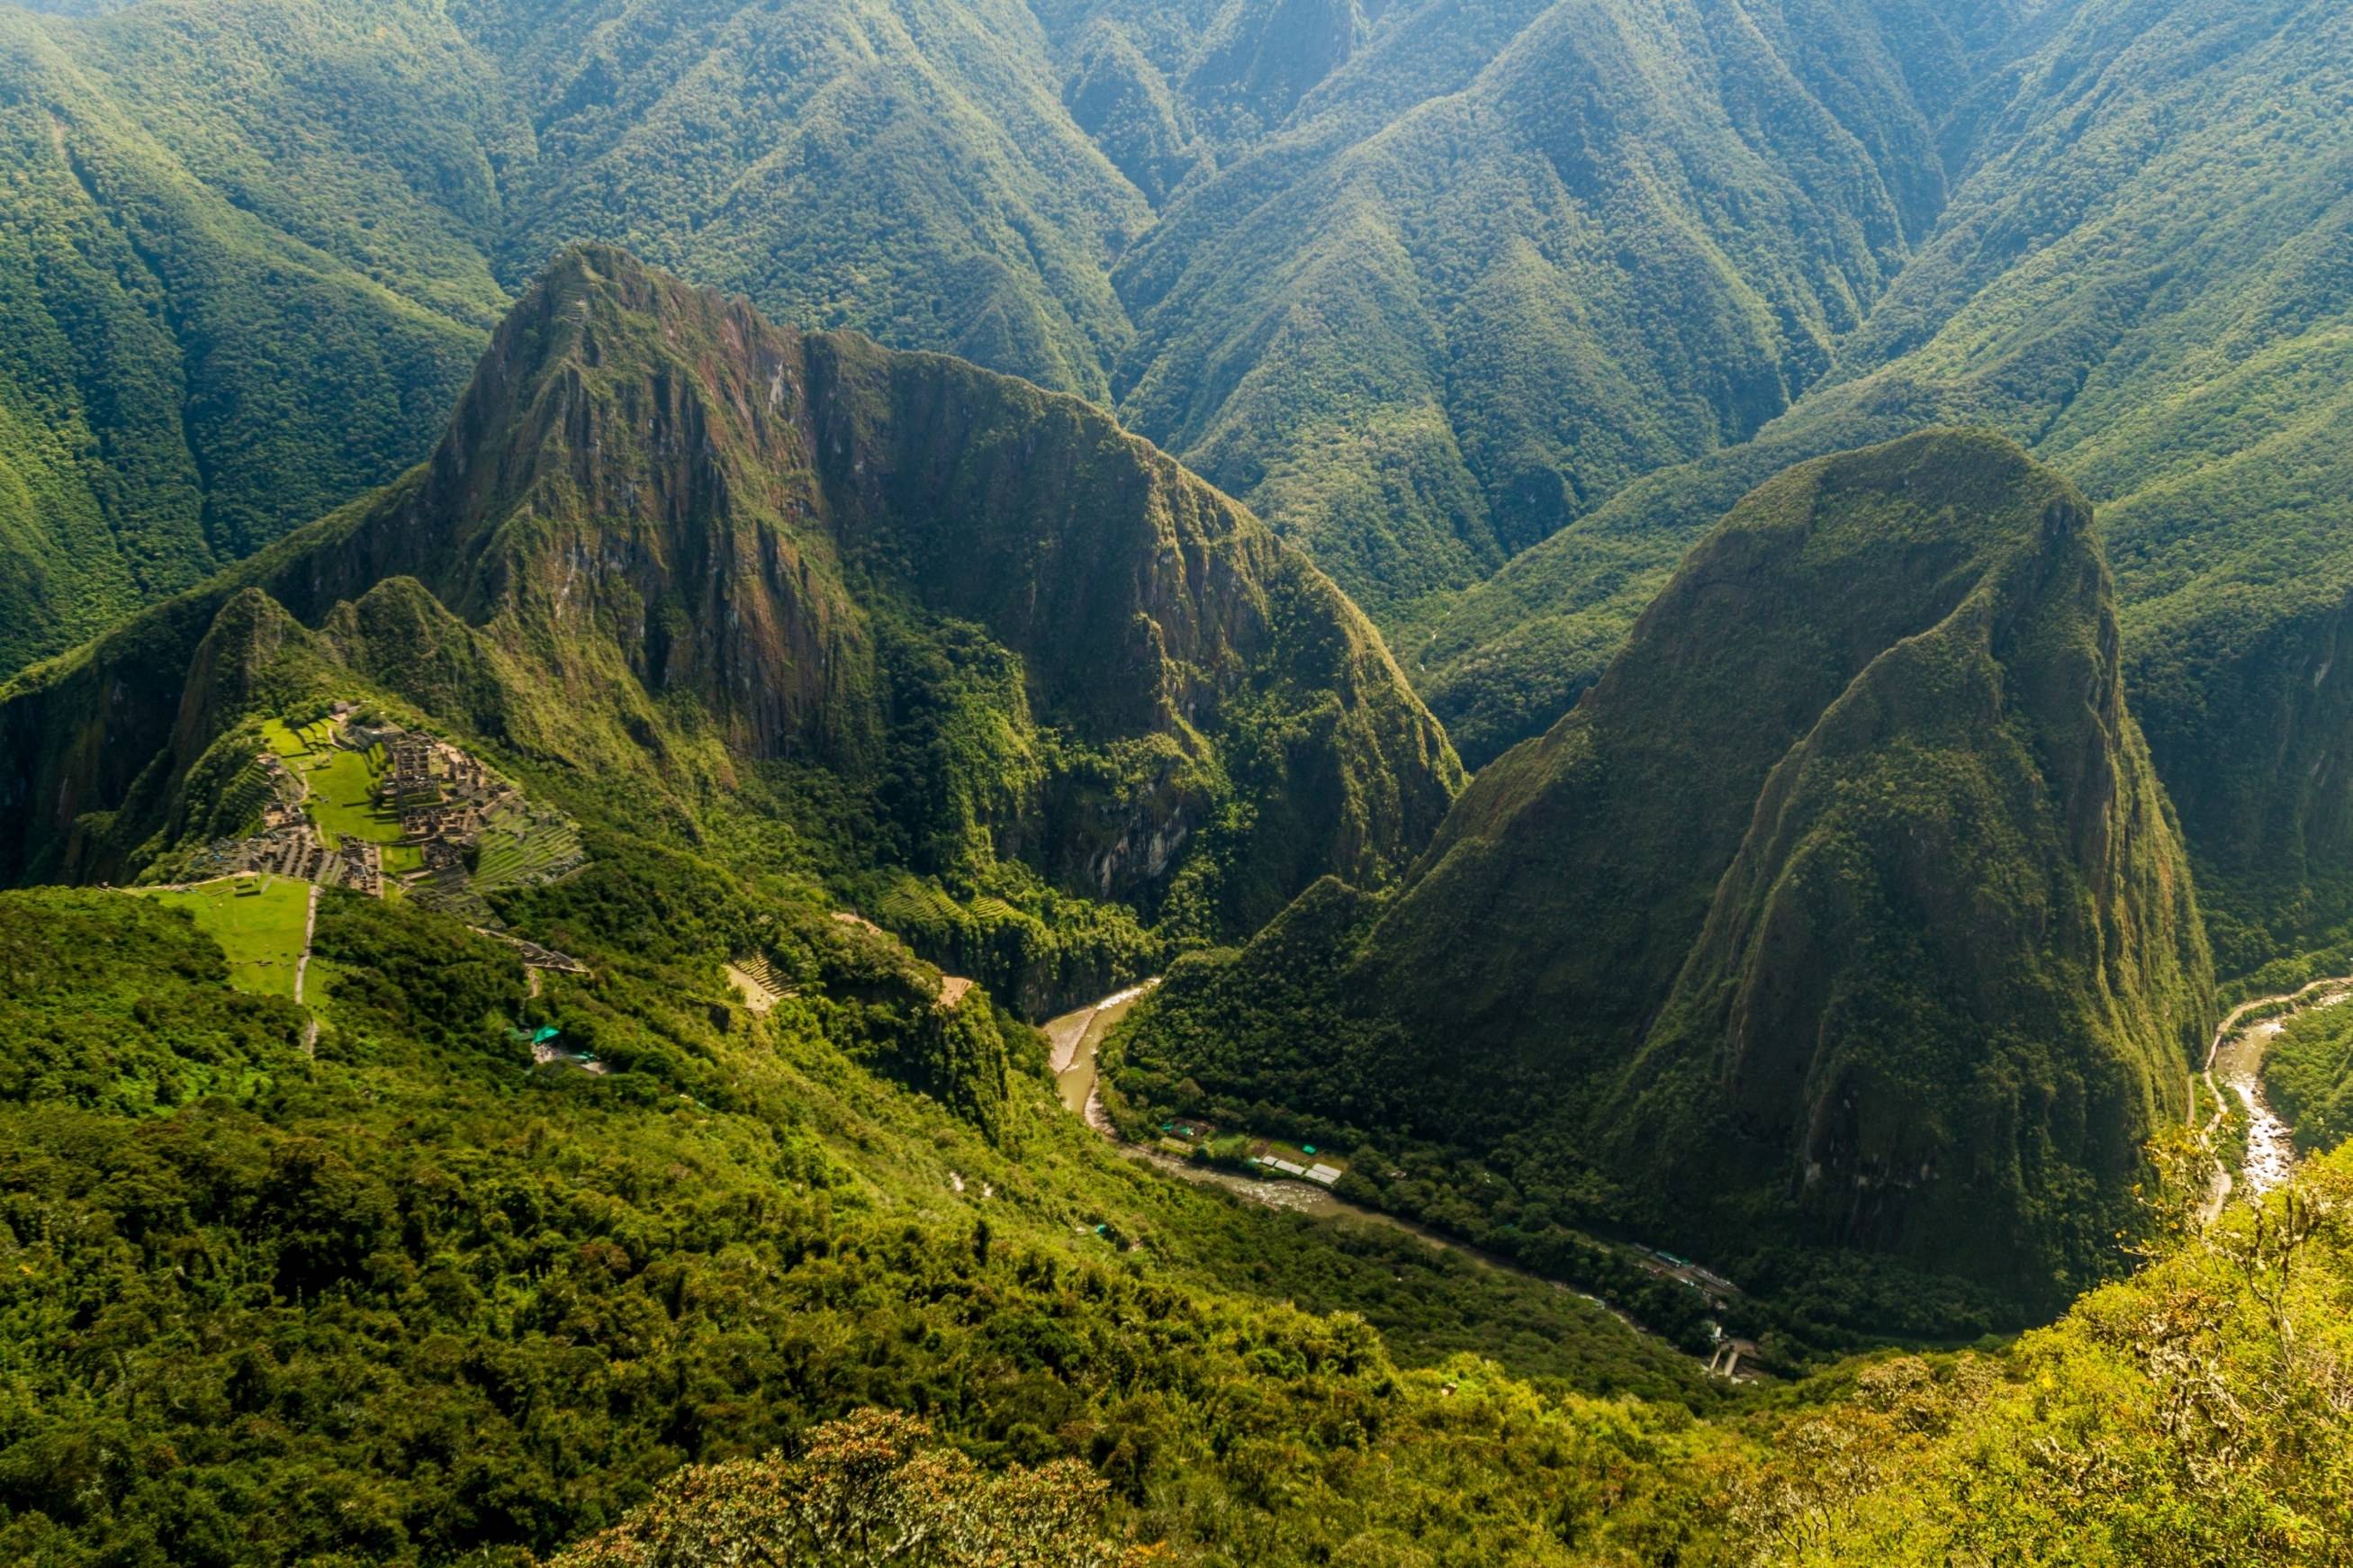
[4, 0, 2353, 1560]
[5, 849, 2353, 1565]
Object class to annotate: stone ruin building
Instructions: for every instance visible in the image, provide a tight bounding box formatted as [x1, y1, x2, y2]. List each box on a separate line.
[182, 712, 584, 928]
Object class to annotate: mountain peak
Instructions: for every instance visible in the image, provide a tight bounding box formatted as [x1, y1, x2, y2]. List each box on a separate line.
[1122, 428, 2212, 1314]
[3, 257, 1460, 992]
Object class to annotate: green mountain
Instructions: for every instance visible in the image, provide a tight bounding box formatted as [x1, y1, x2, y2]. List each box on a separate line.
[464, 0, 1149, 398]
[5, 4, 2353, 1562]
[0, 0, 2060, 677]
[0, 247, 1459, 1008]
[0, 0, 1149, 678]
[1118, 432, 2215, 1313]
[1106, 0, 1987, 612]
[1405, 0, 2353, 964]
[0, 0, 509, 670]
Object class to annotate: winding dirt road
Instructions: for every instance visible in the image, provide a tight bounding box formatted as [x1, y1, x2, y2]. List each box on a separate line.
[1040, 985, 1732, 1374]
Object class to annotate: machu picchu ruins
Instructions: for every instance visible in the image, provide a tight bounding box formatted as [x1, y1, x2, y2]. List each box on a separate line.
[175, 706, 587, 940]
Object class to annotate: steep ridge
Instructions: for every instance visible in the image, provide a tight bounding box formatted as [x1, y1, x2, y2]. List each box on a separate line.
[458, 0, 1149, 401]
[0, 0, 505, 669]
[1409, 0, 2353, 969]
[1121, 432, 2214, 1311]
[1106, 0, 1989, 611]
[0, 0, 1149, 676]
[0, 248, 1460, 1008]
[0, 0, 2048, 678]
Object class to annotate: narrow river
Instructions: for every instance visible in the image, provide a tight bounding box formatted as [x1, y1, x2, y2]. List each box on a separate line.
[1041, 984, 1722, 1365]
[2202, 977, 2350, 1217]
[1045, 967, 2353, 1370]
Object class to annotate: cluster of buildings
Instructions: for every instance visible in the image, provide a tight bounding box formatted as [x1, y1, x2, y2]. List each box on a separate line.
[1250, 1153, 1344, 1186]
[186, 712, 581, 914]
[217, 817, 383, 895]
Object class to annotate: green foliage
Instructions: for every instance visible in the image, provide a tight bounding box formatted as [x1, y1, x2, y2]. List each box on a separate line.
[0, 887, 302, 1112]
[0, 0, 501, 672]
[553, 1409, 1146, 1568]
[16, 864, 2353, 1565]
[1405, 2, 2353, 974]
[1767, 1156, 2353, 1567]
[1107, 0, 1971, 614]
[0, 0, 1149, 676]
[469, 0, 1147, 401]
[310, 892, 527, 1051]
[2263, 1002, 2353, 1155]
[1124, 434, 2217, 1320]
[0, 858, 1735, 1567]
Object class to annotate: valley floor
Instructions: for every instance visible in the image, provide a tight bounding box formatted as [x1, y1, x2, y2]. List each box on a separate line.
[2202, 977, 2353, 1219]
[1041, 986, 1753, 1381]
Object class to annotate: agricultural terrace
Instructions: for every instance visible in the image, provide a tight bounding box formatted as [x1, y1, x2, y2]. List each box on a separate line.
[260, 716, 336, 760]
[471, 802, 584, 895]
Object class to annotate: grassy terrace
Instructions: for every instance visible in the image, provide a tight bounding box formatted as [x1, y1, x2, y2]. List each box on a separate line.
[138, 876, 311, 998]
[302, 746, 399, 849]
[473, 807, 581, 893]
[260, 716, 335, 760]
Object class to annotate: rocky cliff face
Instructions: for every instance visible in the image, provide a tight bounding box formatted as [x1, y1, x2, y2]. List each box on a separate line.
[0, 248, 1460, 957]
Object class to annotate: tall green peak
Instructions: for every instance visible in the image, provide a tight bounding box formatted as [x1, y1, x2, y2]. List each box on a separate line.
[1, 251, 1459, 1012]
[1122, 429, 2214, 1314]
[1402, 0, 2353, 970]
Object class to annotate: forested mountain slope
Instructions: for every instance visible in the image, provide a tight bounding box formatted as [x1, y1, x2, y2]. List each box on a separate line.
[5, 849, 2346, 1565]
[1105, 0, 1990, 611]
[453, 0, 1150, 400]
[0, 0, 504, 669]
[0, 859, 1733, 1566]
[6, 0, 2348, 967]
[1120, 432, 2215, 1313]
[1408, 0, 2353, 965]
[0, 0, 2045, 674]
[0, 248, 1459, 1010]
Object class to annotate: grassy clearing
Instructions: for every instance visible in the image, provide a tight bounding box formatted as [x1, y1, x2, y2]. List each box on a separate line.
[260, 716, 335, 761]
[382, 843, 425, 876]
[140, 877, 311, 998]
[302, 747, 398, 847]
